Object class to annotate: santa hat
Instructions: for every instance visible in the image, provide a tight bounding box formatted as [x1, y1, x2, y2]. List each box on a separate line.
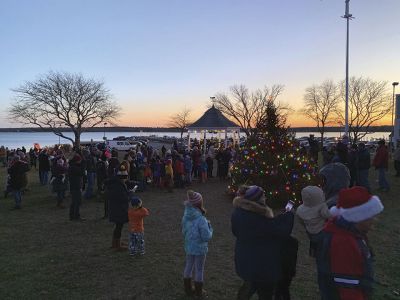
[330, 186, 384, 223]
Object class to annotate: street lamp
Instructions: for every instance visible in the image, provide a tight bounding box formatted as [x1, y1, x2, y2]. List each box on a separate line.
[342, 0, 354, 138]
[391, 82, 399, 146]
[103, 122, 107, 140]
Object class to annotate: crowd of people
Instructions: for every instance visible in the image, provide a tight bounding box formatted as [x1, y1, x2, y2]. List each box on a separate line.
[319, 138, 394, 193]
[0, 136, 392, 300]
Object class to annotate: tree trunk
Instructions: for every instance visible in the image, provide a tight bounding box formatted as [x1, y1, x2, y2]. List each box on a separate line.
[320, 131, 324, 149]
[74, 131, 81, 149]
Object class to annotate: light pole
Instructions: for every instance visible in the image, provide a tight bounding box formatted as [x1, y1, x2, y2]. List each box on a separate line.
[342, 0, 353, 138]
[103, 122, 107, 140]
[391, 82, 399, 147]
[58, 124, 62, 145]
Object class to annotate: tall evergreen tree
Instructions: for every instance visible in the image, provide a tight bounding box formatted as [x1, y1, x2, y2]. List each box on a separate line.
[229, 100, 317, 208]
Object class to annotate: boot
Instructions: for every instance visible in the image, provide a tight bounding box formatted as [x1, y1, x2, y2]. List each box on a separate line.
[111, 238, 118, 249]
[115, 239, 127, 251]
[183, 278, 194, 296]
[194, 281, 207, 299]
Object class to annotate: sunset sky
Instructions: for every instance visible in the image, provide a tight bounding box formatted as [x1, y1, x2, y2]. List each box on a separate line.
[0, 0, 399, 128]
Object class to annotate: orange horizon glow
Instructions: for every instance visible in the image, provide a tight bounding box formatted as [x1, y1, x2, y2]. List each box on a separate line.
[114, 107, 393, 128]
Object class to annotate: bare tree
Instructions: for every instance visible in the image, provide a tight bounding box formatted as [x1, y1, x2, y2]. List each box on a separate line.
[212, 84, 285, 136]
[9, 71, 120, 148]
[168, 107, 191, 140]
[302, 80, 341, 145]
[338, 77, 390, 142]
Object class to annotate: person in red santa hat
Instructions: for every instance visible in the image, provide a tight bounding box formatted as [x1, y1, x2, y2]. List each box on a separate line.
[316, 186, 384, 300]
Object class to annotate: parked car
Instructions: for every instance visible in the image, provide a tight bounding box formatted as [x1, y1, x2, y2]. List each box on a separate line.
[106, 140, 135, 151]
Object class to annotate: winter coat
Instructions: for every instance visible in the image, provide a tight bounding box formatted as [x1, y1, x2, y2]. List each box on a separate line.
[68, 162, 85, 191]
[128, 207, 149, 233]
[393, 147, 400, 162]
[184, 157, 192, 173]
[107, 157, 120, 177]
[182, 205, 213, 255]
[231, 197, 294, 283]
[357, 149, 371, 170]
[96, 160, 108, 180]
[105, 177, 129, 224]
[297, 187, 331, 234]
[38, 152, 50, 172]
[85, 154, 97, 173]
[373, 145, 389, 169]
[8, 160, 29, 190]
[319, 163, 350, 208]
[317, 217, 374, 300]
[174, 159, 184, 175]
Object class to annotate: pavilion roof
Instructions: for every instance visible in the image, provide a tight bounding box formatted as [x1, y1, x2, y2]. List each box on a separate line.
[188, 105, 240, 130]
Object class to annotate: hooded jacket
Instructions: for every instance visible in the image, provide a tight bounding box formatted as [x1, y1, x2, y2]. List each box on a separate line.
[319, 163, 350, 208]
[182, 205, 213, 255]
[297, 186, 331, 234]
[231, 197, 294, 283]
[317, 217, 374, 300]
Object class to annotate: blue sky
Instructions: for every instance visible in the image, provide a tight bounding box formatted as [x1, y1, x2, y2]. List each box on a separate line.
[0, 0, 399, 127]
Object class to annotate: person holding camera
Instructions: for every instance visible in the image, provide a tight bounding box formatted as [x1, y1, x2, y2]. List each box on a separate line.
[231, 185, 295, 300]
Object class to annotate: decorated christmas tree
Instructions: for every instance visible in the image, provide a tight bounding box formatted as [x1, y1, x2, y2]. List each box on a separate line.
[229, 100, 318, 208]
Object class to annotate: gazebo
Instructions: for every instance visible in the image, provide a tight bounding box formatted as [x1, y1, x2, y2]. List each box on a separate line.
[187, 105, 241, 153]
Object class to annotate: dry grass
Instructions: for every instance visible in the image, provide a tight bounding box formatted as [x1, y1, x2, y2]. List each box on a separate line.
[0, 166, 399, 300]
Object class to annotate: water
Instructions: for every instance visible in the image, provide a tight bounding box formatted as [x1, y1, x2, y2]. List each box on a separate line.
[0, 131, 390, 149]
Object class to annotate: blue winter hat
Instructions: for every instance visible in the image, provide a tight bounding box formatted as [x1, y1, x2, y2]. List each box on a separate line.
[130, 196, 142, 207]
[244, 185, 266, 205]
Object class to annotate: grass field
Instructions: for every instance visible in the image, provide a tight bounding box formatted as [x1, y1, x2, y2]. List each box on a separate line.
[0, 165, 399, 300]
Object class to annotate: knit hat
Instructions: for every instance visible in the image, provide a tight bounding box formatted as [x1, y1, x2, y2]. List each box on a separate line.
[117, 164, 128, 177]
[330, 186, 384, 223]
[130, 196, 142, 207]
[244, 185, 265, 205]
[185, 190, 203, 206]
[300, 186, 325, 207]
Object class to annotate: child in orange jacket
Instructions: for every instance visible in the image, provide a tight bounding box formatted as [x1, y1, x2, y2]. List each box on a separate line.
[128, 197, 150, 256]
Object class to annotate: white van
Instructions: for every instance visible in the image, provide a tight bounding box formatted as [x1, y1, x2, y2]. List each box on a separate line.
[106, 140, 135, 151]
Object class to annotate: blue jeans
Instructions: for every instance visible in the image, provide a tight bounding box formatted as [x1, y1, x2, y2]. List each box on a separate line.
[378, 168, 390, 190]
[14, 190, 22, 207]
[357, 169, 370, 192]
[39, 171, 49, 185]
[84, 172, 95, 199]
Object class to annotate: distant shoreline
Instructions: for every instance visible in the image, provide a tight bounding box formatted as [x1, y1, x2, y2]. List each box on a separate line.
[0, 126, 392, 133]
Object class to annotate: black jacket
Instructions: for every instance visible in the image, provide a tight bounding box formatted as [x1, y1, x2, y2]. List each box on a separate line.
[231, 202, 294, 283]
[68, 162, 85, 191]
[105, 177, 129, 224]
[8, 160, 29, 190]
[38, 152, 51, 172]
[358, 149, 371, 170]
